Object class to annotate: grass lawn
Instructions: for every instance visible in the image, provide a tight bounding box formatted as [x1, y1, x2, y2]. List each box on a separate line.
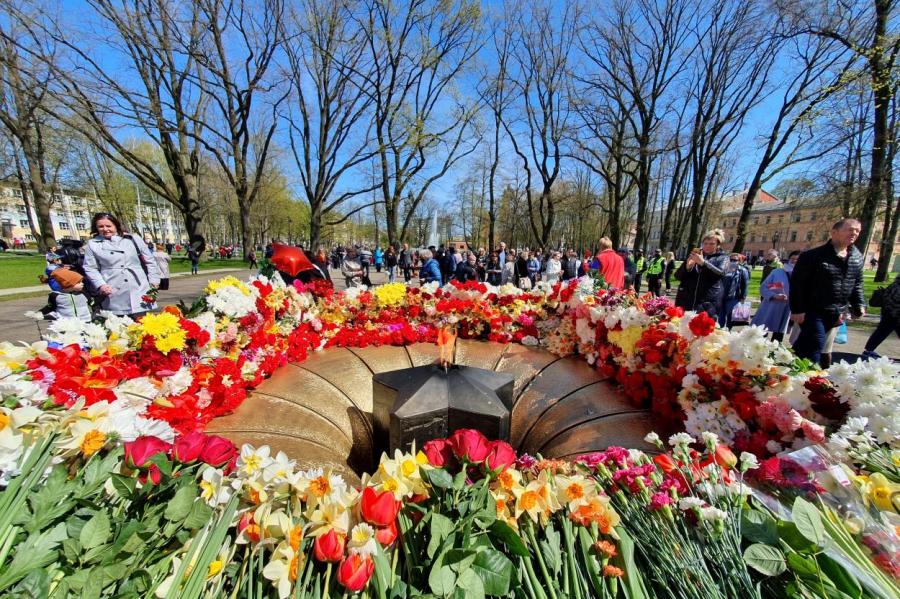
[746, 268, 883, 314]
[0, 254, 246, 289]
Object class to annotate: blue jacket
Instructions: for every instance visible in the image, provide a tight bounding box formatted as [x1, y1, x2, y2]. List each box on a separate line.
[420, 258, 442, 284]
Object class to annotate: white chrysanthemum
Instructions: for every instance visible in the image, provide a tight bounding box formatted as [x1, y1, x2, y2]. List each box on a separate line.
[160, 367, 194, 397]
[113, 377, 159, 412]
[0, 377, 47, 405]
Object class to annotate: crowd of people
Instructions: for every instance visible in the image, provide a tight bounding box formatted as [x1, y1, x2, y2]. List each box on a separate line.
[26, 211, 899, 366]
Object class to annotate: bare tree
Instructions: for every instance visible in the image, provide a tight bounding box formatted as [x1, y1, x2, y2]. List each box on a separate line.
[283, 0, 377, 249]
[731, 21, 851, 252]
[355, 0, 481, 246]
[683, 0, 777, 249]
[787, 0, 900, 274]
[0, 4, 57, 249]
[190, 0, 286, 259]
[44, 0, 208, 241]
[580, 0, 694, 253]
[502, 0, 578, 248]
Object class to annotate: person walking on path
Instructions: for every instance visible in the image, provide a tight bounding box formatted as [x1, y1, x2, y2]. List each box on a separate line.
[247, 248, 258, 271]
[596, 237, 625, 289]
[753, 251, 799, 342]
[673, 229, 729, 318]
[646, 249, 666, 297]
[399, 243, 414, 282]
[718, 253, 749, 328]
[187, 245, 200, 275]
[153, 244, 171, 290]
[385, 246, 398, 283]
[83, 212, 161, 318]
[790, 218, 866, 367]
[374, 246, 384, 273]
[664, 251, 676, 293]
[862, 273, 900, 359]
[341, 248, 365, 288]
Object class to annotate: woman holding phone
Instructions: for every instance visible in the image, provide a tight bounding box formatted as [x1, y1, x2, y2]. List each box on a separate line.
[674, 229, 729, 318]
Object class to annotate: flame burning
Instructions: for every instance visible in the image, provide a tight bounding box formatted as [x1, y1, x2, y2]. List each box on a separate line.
[436, 326, 457, 371]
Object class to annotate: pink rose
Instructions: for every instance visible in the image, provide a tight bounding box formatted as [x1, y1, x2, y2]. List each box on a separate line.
[448, 429, 492, 462]
[123, 436, 171, 469]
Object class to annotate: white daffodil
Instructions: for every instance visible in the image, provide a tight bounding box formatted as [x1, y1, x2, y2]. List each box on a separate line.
[347, 523, 378, 556]
[237, 444, 273, 478]
[262, 451, 295, 485]
[200, 466, 234, 507]
[262, 540, 300, 599]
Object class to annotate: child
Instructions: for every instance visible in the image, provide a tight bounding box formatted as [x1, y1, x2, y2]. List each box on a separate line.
[46, 267, 91, 322]
[40, 251, 63, 291]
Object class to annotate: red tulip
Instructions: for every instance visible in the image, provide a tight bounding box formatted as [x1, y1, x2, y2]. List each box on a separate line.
[199, 436, 238, 467]
[485, 440, 516, 472]
[375, 520, 398, 546]
[124, 436, 171, 469]
[360, 487, 401, 527]
[712, 444, 737, 469]
[448, 429, 491, 462]
[422, 438, 454, 468]
[172, 431, 206, 464]
[313, 528, 346, 563]
[337, 553, 375, 592]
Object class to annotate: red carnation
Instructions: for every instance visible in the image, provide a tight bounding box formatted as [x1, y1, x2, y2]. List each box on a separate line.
[688, 312, 716, 337]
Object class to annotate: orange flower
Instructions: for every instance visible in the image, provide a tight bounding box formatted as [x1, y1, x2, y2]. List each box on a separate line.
[593, 540, 617, 558]
[603, 565, 624, 578]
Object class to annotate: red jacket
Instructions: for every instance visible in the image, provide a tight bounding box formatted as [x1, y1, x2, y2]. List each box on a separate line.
[597, 249, 625, 289]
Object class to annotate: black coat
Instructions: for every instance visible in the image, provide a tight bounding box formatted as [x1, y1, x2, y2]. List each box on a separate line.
[674, 251, 729, 315]
[454, 261, 479, 282]
[789, 242, 865, 324]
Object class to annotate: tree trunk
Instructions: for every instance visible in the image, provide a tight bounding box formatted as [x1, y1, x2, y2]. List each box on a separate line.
[19, 132, 54, 251]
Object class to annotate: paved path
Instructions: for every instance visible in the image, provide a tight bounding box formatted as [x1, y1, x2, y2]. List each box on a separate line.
[1, 267, 897, 361]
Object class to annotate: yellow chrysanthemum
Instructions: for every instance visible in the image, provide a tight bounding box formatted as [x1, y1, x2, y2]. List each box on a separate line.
[607, 326, 642, 357]
[373, 283, 407, 307]
[205, 276, 251, 296]
[155, 329, 187, 353]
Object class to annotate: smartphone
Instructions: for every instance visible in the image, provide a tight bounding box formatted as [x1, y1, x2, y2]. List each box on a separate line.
[692, 248, 701, 254]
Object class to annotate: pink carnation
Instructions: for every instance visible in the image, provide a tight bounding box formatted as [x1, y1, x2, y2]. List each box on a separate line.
[649, 492, 673, 511]
[801, 421, 826, 443]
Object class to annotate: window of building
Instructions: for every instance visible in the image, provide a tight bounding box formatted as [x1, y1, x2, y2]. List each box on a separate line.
[74, 210, 86, 219]
[17, 204, 26, 213]
[760, 233, 767, 242]
[25, 235, 34, 241]
[19, 219, 28, 227]
[792, 214, 801, 223]
[778, 215, 784, 224]
[806, 230, 813, 241]
[76, 222, 86, 230]
[790, 231, 797, 242]
[750, 234, 756, 242]
[765, 216, 771, 224]
[58, 221, 69, 230]
[752, 217, 758, 225]
[12, 189, 22, 198]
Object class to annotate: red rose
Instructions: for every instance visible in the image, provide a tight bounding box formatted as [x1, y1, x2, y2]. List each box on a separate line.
[485, 440, 516, 472]
[313, 528, 346, 563]
[448, 429, 491, 462]
[337, 553, 375, 592]
[688, 312, 716, 337]
[199, 435, 238, 468]
[173, 431, 207, 464]
[124, 436, 171, 469]
[422, 438, 454, 468]
[375, 520, 398, 546]
[138, 464, 163, 485]
[360, 486, 401, 527]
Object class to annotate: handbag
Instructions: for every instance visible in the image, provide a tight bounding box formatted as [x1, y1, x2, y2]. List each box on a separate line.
[731, 300, 751, 323]
[870, 287, 885, 308]
[518, 277, 532, 290]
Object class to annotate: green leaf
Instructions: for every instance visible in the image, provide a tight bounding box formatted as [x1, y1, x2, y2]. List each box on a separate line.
[741, 509, 779, 545]
[444, 549, 477, 574]
[455, 568, 485, 599]
[428, 513, 455, 559]
[371, 544, 392, 599]
[471, 549, 513, 595]
[182, 500, 213, 530]
[818, 555, 863, 599]
[428, 564, 457, 597]
[426, 468, 453, 490]
[488, 521, 528, 557]
[110, 474, 136, 498]
[786, 552, 819, 578]
[14, 569, 50, 598]
[81, 568, 103, 599]
[164, 485, 197, 523]
[743, 544, 787, 576]
[792, 497, 825, 547]
[539, 524, 562, 576]
[615, 528, 650, 599]
[79, 512, 111, 550]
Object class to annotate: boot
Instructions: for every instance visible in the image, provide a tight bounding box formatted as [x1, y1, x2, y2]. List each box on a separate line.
[819, 353, 832, 369]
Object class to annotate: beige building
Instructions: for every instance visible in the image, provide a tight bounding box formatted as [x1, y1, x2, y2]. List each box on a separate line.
[718, 196, 899, 260]
[0, 183, 185, 245]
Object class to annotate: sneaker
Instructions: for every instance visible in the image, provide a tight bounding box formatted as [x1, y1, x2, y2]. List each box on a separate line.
[861, 350, 882, 360]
